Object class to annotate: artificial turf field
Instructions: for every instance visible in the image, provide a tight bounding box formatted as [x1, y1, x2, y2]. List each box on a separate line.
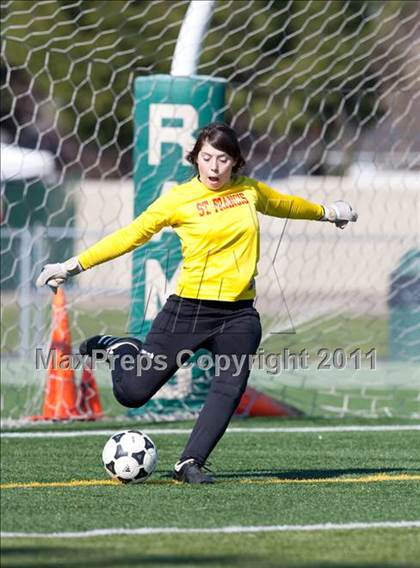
[1, 417, 420, 567]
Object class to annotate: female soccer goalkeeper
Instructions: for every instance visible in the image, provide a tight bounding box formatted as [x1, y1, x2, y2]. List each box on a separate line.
[37, 123, 357, 484]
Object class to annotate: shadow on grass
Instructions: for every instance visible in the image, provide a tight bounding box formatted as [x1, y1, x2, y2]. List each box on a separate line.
[2, 548, 254, 568]
[159, 466, 420, 482]
[215, 467, 420, 480]
[2, 547, 420, 568]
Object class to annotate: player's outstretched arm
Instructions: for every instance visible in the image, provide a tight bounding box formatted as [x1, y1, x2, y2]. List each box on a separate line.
[36, 187, 179, 293]
[255, 180, 358, 228]
[35, 217, 146, 294]
[36, 214, 157, 294]
[321, 200, 358, 229]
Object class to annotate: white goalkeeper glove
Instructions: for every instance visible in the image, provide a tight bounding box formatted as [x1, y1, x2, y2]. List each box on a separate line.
[322, 200, 358, 229]
[36, 257, 83, 293]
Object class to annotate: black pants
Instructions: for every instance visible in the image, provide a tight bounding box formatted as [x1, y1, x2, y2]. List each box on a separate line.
[111, 294, 262, 465]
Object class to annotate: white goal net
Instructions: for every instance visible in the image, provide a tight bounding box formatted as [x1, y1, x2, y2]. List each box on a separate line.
[1, 0, 419, 422]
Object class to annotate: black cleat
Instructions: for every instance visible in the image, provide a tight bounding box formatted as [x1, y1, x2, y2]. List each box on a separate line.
[79, 335, 119, 358]
[79, 335, 142, 362]
[173, 459, 214, 484]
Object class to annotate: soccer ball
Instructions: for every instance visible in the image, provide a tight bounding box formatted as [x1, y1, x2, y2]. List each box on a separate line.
[102, 429, 157, 484]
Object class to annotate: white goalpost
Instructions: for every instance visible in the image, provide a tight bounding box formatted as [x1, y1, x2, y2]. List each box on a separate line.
[1, 0, 419, 423]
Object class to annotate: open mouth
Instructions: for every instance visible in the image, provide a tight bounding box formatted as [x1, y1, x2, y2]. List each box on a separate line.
[208, 176, 220, 183]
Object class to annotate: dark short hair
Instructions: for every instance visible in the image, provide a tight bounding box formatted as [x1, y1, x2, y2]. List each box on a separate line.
[186, 123, 245, 173]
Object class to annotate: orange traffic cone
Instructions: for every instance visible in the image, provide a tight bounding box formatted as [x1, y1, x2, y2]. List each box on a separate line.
[78, 363, 104, 420]
[32, 289, 82, 421]
[235, 386, 303, 418]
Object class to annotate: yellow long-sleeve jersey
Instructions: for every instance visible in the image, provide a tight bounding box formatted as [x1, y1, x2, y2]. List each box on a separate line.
[78, 176, 324, 301]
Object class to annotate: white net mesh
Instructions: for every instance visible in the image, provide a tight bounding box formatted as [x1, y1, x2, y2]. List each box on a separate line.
[1, 0, 419, 422]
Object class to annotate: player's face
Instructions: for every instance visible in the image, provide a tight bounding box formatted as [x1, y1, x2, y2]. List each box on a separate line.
[196, 141, 236, 190]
